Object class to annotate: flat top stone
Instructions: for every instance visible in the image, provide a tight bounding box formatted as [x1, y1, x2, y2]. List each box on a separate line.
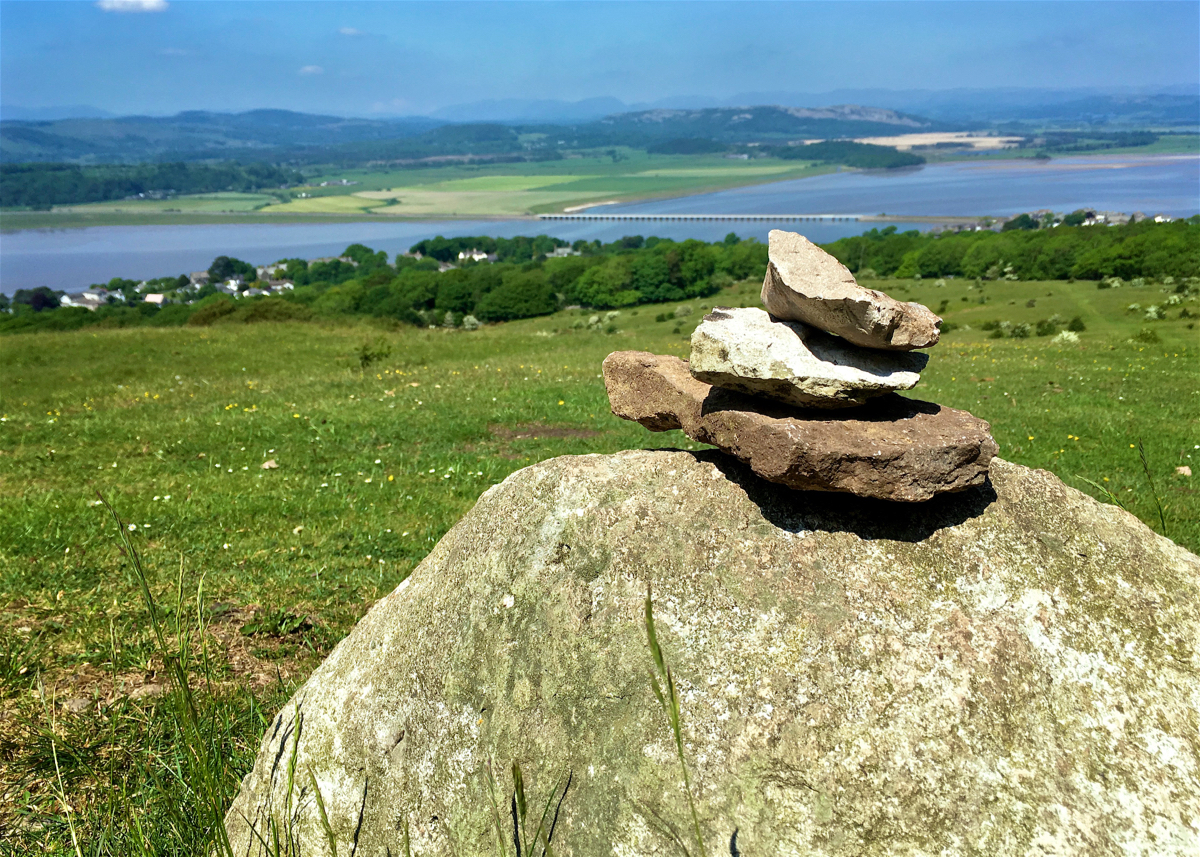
[689, 306, 927, 408]
[604, 350, 996, 501]
[762, 229, 942, 350]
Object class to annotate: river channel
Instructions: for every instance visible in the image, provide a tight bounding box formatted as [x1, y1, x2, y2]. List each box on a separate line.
[1, 154, 1195, 294]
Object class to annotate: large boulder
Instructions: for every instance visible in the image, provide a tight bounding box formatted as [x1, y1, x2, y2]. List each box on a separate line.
[225, 450, 1200, 856]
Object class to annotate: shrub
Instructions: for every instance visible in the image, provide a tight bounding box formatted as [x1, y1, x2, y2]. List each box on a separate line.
[1035, 319, 1059, 337]
[474, 273, 556, 322]
[1010, 323, 1032, 339]
[710, 272, 735, 290]
[1133, 328, 1161, 344]
[1067, 316, 1087, 332]
[238, 299, 313, 324]
[186, 298, 237, 326]
[1051, 330, 1081, 345]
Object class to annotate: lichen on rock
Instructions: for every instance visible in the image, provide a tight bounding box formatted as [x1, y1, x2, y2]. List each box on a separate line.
[225, 451, 1200, 856]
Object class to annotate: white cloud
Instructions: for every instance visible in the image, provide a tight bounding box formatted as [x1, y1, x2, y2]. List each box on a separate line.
[339, 27, 363, 37]
[96, 0, 168, 12]
[298, 65, 324, 76]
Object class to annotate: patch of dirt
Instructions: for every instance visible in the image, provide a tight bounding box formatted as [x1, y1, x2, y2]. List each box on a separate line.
[488, 422, 601, 442]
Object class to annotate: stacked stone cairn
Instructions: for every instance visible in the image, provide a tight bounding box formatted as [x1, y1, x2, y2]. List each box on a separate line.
[603, 229, 999, 502]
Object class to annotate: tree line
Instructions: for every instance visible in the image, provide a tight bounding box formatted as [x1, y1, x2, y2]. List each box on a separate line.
[0, 162, 302, 208]
[824, 218, 1200, 282]
[4, 220, 1197, 336]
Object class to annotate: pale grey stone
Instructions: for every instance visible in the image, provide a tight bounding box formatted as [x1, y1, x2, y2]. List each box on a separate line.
[761, 230, 942, 350]
[226, 450, 1200, 856]
[689, 306, 927, 408]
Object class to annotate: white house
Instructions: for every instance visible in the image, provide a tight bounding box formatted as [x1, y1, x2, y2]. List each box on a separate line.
[144, 294, 165, 305]
[60, 293, 105, 310]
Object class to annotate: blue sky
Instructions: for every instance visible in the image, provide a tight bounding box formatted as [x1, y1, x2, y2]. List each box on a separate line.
[2, 1, 1197, 117]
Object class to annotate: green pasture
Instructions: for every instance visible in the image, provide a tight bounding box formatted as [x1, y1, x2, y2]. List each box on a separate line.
[258, 156, 825, 217]
[54, 192, 277, 214]
[6, 152, 826, 225]
[0, 275, 1196, 852]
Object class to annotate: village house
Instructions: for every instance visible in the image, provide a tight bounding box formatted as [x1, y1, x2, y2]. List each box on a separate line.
[189, 271, 210, 286]
[457, 249, 495, 263]
[143, 294, 166, 305]
[60, 292, 105, 311]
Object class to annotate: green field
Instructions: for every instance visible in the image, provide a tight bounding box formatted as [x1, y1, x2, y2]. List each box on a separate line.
[3, 152, 828, 228]
[1, 276, 1197, 852]
[52, 192, 280, 214]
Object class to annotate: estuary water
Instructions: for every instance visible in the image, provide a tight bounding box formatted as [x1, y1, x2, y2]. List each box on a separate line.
[0, 217, 932, 294]
[599, 153, 1200, 218]
[1, 154, 1196, 294]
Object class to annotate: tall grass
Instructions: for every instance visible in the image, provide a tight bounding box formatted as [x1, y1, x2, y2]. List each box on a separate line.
[1, 276, 1195, 852]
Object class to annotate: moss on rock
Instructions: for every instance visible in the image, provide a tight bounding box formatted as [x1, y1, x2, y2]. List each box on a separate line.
[226, 451, 1200, 856]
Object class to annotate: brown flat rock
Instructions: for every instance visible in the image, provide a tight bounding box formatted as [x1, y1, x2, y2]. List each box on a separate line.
[603, 350, 997, 501]
[761, 230, 942, 350]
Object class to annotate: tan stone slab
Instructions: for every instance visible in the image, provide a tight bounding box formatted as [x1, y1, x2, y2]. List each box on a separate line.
[761, 229, 942, 350]
[603, 350, 997, 501]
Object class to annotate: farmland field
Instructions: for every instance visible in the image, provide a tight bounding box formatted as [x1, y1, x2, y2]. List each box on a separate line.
[17, 153, 828, 226]
[51, 192, 280, 214]
[0, 275, 1196, 852]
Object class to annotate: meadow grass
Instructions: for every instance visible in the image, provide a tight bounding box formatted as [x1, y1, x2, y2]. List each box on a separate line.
[4, 153, 827, 227]
[53, 193, 280, 215]
[0, 276, 1196, 852]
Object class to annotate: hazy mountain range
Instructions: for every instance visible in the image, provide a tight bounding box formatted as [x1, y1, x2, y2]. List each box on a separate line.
[428, 87, 1200, 126]
[0, 105, 941, 164]
[1, 87, 1195, 165]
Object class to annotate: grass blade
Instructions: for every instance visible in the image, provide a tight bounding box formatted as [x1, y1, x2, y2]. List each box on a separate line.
[644, 584, 707, 857]
[1136, 439, 1169, 536]
[309, 767, 338, 857]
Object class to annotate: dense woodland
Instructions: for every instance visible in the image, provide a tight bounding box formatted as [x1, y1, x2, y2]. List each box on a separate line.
[824, 217, 1200, 281]
[0, 162, 301, 208]
[3, 220, 1197, 336]
[771, 140, 925, 169]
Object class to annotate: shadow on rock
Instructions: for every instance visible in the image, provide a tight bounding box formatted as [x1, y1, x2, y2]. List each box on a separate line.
[700, 389, 941, 422]
[689, 448, 997, 542]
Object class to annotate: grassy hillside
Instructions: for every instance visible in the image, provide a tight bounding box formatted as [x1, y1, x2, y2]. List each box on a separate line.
[0, 276, 1196, 852]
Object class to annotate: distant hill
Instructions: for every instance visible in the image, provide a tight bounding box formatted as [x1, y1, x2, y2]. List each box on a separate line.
[0, 104, 947, 165]
[0, 110, 445, 163]
[590, 105, 938, 142]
